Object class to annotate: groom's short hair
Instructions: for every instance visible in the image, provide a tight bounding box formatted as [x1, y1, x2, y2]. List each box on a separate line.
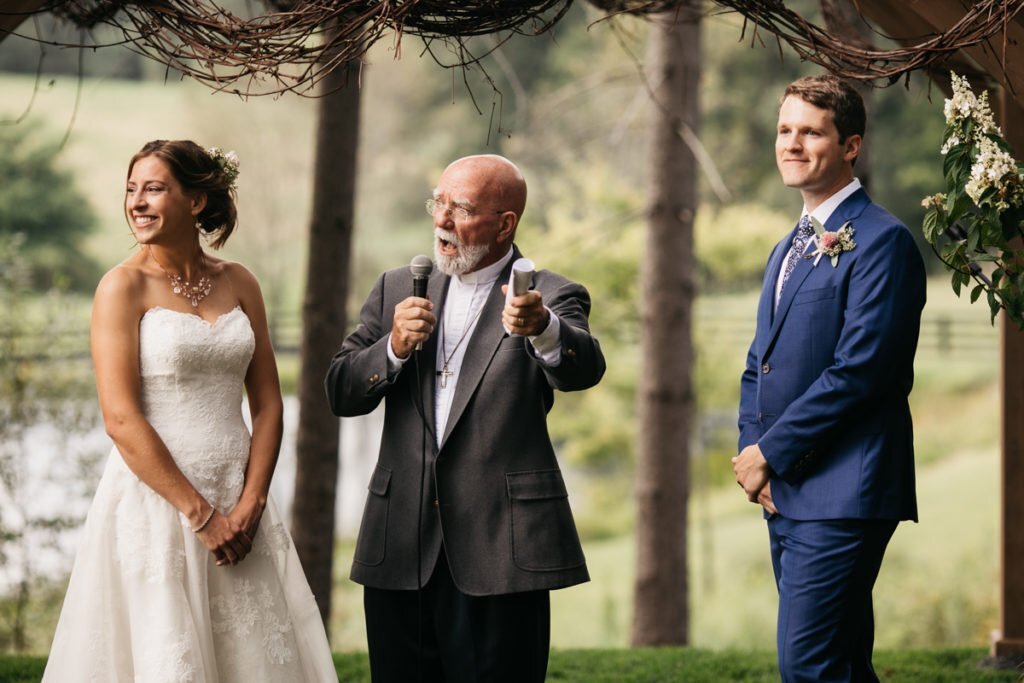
[782, 75, 866, 144]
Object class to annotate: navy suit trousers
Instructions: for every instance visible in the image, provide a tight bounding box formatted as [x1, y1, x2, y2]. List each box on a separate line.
[768, 515, 898, 683]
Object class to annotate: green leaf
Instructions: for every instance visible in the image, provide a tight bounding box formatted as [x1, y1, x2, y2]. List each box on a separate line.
[922, 210, 940, 243]
[943, 147, 967, 186]
[947, 192, 973, 223]
[971, 284, 984, 303]
[953, 273, 963, 297]
[967, 226, 980, 252]
[810, 216, 825, 236]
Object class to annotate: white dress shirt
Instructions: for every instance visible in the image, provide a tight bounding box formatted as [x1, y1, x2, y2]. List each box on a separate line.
[387, 249, 562, 446]
[774, 178, 862, 308]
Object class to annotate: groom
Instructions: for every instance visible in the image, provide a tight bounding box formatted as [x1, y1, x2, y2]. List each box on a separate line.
[733, 74, 926, 682]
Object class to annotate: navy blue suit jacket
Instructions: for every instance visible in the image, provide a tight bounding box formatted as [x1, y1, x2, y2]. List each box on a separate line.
[738, 188, 926, 521]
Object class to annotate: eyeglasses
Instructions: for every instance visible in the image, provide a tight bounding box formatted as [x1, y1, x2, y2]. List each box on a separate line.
[425, 198, 505, 222]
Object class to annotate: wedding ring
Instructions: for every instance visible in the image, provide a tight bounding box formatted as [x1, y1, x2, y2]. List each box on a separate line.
[517, 317, 524, 326]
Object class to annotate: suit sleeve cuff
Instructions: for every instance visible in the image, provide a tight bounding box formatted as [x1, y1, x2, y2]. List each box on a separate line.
[385, 333, 410, 378]
[528, 308, 562, 367]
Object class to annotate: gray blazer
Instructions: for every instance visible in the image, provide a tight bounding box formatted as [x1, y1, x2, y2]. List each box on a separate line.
[325, 247, 605, 595]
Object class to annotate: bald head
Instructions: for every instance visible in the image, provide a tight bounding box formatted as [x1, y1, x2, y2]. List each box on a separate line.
[444, 154, 527, 220]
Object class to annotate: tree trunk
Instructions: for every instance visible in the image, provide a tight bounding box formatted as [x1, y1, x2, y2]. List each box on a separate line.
[290, 29, 362, 633]
[820, 0, 874, 192]
[631, 4, 700, 647]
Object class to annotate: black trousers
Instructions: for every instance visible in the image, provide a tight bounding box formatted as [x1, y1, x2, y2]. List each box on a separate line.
[363, 553, 550, 683]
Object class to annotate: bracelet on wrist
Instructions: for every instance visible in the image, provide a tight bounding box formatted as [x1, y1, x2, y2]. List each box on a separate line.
[191, 506, 216, 533]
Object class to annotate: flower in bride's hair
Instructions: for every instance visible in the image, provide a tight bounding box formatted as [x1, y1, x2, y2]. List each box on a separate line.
[206, 147, 241, 190]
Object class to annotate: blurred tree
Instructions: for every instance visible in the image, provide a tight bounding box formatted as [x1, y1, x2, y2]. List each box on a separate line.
[0, 124, 100, 290]
[0, 234, 99, 652]
[291, 21, 362, 630]
[631, 3, 700, 647]
[820, 0, 874, 193]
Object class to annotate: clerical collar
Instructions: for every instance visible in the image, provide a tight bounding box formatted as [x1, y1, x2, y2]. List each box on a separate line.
[455, 248, 513, 285]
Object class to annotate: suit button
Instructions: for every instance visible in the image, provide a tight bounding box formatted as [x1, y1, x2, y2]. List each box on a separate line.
[566, 348, 577, 358]
[761, 363, 771, 374]
[369, 373, 380, 383]
[432, 499, 439, 508]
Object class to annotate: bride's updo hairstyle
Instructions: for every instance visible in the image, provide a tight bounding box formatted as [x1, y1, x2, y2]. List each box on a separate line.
[127, 139, 238, 249]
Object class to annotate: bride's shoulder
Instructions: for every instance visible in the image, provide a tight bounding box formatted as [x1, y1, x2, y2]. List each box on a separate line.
[98, 258, 142, 287]
[213, 258, 261, 292]
[94, 258, 148, 310]
[92, 262, 149, 325]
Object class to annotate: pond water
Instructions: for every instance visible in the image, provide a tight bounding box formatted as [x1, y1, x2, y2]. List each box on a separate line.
[0, 396, 382, 588]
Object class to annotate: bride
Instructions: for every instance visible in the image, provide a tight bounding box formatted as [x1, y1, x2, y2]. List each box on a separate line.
[42, 140, 337, 682]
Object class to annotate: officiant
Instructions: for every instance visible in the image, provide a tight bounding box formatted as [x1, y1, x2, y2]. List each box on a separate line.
[325, 154, 606, 683]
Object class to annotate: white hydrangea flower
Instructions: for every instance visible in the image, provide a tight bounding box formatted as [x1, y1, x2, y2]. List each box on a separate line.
[946, 73, 977, 124]
[966, 136, 1018, 205]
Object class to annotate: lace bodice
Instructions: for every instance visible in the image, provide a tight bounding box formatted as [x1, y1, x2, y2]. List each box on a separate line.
[139, 306, 255, 510]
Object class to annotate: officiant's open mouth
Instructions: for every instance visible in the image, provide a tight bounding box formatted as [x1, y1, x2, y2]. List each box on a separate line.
[435, 229, 461, 256]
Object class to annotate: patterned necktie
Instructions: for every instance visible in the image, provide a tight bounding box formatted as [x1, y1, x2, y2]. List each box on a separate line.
[780, 214, 815, 294]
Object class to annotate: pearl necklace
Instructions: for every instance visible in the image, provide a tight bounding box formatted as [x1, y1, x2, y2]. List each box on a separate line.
[149, 249, 213, 308]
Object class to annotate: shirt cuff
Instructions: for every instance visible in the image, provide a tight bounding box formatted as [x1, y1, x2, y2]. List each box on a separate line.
[528, 308, 562, 367]
[386, 333, 410, 378]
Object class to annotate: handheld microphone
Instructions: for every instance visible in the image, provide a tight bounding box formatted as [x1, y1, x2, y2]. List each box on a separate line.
[504, 258, 536, 335]
[508, 257, 535, 298]
[410, 255, 433, 350]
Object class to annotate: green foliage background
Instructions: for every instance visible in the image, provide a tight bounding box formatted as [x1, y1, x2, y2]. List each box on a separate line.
[0, 0, 1003, 658]
[0, 125, 100, 290]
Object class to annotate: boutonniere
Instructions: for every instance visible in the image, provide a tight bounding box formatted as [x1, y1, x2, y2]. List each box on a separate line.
[806, 217, 856, 267]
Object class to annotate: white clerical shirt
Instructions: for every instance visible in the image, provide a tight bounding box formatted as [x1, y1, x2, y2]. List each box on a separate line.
[387, 249, 562, 446]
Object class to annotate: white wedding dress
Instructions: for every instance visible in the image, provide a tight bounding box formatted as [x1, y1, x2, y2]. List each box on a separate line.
[43, 306, 337, 683]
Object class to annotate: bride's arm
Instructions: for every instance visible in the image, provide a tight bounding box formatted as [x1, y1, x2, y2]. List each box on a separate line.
[229, 263, 283, 540]
[92, 266, 253, 565]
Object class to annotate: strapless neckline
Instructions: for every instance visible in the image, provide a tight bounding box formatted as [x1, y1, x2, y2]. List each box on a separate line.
[142, 304, 246, 328]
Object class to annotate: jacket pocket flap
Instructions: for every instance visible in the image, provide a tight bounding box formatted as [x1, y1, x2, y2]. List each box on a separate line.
[368, 465, 391, 496]
[792, 286, 836, 304]
[506, 470, 568, 500]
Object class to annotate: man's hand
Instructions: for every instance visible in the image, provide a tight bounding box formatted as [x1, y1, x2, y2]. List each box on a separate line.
[501, 285, 549, 336]
[391, 297, 436, 359]
[732, 443, 771, 503]
[757, 481, 778, 515]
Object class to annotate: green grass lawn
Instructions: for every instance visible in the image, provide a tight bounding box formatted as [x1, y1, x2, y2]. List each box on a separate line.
[2, 648, 1018, 682]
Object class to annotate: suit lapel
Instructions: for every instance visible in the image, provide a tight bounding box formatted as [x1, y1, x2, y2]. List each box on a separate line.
[756, 240, 789, 358]
[762, 188, 871, 356]
[439, 251, 518, 448]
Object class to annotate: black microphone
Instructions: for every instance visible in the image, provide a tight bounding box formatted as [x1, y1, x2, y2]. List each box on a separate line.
[410, 255, 433, 350]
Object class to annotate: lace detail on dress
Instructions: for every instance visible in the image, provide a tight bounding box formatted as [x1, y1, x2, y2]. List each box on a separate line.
[255, 521, 291, 558]
[134, 633, 196, 683]
[211, 579, 295, 666]
[116, 497, 186, 583]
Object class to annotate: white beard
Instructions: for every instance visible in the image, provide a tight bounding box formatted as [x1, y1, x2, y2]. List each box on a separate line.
[434, 228, 490, 276]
